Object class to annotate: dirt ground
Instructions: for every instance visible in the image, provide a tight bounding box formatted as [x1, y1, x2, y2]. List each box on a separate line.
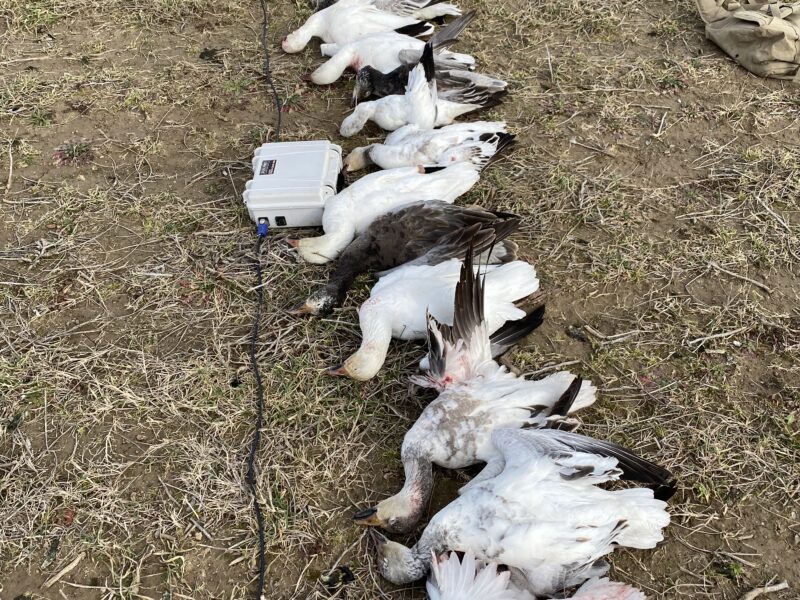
[1, 0, 798, 598]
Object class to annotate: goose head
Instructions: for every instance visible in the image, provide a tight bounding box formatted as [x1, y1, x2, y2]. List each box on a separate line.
[289, 287, 340, 317]
[352, 66, 379, 105]
[328, 300, 392, 380]
[282, 29, 313, 53]
[287, 235, 340, 265]
[352, 493, 423, 533]
[326, 345, 385, 381]
[353, 451, 432, 532]
[342, 145, 375, 172]
[368, 529, 428, 585]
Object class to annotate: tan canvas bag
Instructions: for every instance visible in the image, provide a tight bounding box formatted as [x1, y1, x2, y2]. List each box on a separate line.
[695, 0, 800, 81]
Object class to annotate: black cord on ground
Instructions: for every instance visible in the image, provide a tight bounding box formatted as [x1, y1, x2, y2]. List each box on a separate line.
[246, 234, 268, 600]
[246, 1, 282, 599]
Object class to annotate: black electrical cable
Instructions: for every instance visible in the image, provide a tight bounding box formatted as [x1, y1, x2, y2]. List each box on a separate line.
[245, 1, 282, 599]
[245, 233, 268, 600]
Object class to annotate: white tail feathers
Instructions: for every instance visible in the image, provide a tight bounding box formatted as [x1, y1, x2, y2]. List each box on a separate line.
[436, 134, 505, 169]
[483, 261, 539, 330]
[427, 552, 528, 600]
[611, 488, 670, 549]
[572, 577, 647, 600]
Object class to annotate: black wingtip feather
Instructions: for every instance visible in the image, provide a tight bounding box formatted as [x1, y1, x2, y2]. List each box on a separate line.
[488, 216, 520, 245]
[420, 42, 435, 83]
[450, 239, 484, 350]
[569, 435, 676, 490]
[483, 91, 508, 109]
[425, 311, 447, 379]
[489, 208, 519, 220]
[480, 132, 516, 171]
[547, 429, 677, 494]
[394, 22, 432, 38]
[549, 376, 583, 417]
[495, 131, 516, 152]
[489, 304, 545, 358]
[429, 10, 476, 49]
[653, 482, 678, 502]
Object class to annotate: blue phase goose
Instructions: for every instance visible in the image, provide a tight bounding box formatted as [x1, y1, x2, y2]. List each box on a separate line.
[370, 427, 673, 596]
[290, 201, 520, 317]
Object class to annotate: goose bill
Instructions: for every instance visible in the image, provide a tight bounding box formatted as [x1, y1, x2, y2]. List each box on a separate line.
[353, 507, 383, 527]
[327, 363, 350, 377]
[351, 85, 361, 107]
[288, 300, 316, 316]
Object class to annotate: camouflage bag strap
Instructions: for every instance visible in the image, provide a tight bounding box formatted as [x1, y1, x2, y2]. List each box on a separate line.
[695, 0, 732, 23]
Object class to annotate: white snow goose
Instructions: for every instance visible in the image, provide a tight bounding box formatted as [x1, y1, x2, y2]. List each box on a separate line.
[327, 245, 541, 381]
[310, 11, 475, 84]
[282, 0, 432, 54]
[341, 41, 438, 136]
[343, 121, 513, 171]
[288, 160, 496, 265]
[340, 43, 505, 137]
[369, 427, 673, 597]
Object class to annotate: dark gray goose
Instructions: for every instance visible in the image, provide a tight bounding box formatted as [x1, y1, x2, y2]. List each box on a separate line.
[289, 201, 520, 317]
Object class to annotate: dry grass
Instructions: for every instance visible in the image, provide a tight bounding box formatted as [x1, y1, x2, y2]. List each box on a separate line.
[1, 0, 799, 598]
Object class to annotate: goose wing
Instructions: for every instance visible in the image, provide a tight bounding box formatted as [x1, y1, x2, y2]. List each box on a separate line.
[406, 42, 437, 129]
[419, 246, 541, 388]
[571, 577, 647, 600]
[468, 428, 675, 496]
[375, 0, 461, 18]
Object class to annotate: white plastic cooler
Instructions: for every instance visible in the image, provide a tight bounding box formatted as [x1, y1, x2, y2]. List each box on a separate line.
[242, 140, 343, 228]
